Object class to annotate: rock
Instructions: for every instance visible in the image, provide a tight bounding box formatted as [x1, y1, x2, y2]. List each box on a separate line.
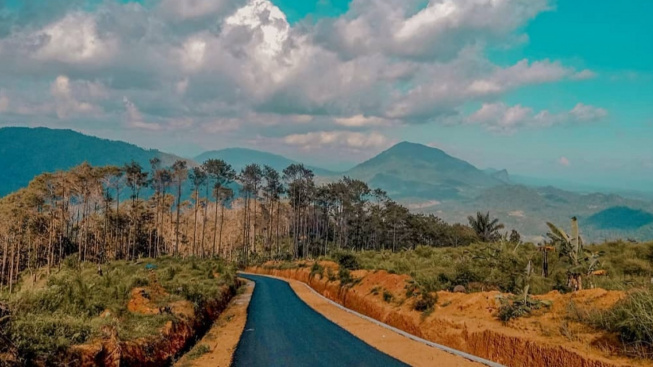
[453, 285, 466, 293]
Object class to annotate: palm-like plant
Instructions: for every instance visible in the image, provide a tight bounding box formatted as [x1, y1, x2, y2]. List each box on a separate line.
[546, 217, 603, 291]
[467, 211, 505, 242]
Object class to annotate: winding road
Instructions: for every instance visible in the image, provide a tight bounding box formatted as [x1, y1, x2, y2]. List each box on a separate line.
[232, 274, 409, 367]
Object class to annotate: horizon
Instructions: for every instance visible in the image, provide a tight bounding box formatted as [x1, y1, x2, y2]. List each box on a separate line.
[3, 125, 651, 196]
[0, 0, 651, 191]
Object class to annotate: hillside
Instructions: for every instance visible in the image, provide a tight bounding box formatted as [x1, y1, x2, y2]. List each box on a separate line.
[195, 148, 335, 176]
[345, 142, 503, 200]
[0, 127, 186, 196]
[424, 185, 653, 242]
[586, 206, 653, 230]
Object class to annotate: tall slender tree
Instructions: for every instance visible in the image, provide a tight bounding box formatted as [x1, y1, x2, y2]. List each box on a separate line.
[171, 160, 188, 256]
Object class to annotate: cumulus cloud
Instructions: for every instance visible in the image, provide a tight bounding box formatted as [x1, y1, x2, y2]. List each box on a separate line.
[468, 102, 608, 133]
[0, 0, 605, 158]
[50, 76, 105, 119]
[314, 0, 550, 60]
[33, 13, 118, 65]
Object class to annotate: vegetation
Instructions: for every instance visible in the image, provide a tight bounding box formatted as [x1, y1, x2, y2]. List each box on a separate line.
[0, 159, 484, 291]
[2, 150, 653, 362]
[0, 257, 236, 364]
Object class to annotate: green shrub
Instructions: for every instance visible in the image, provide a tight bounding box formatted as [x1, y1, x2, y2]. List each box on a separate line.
[594, 290, 653, 354]
[310, 263, 324, 279]
[338, 268, 355, 286]
[497, 295, 551, 322]
[326, 268, 337, 282]
[334, 252, 360, 270]
[413, 292, 437, 314]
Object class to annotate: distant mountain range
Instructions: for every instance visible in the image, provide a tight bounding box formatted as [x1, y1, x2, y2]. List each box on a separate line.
[2, 127, 652, 242]
[0, 127, 188, 197]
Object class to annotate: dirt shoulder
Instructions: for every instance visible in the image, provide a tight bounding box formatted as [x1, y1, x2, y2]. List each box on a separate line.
[245, 272, 483, 367]
[176, 279, 254, 367]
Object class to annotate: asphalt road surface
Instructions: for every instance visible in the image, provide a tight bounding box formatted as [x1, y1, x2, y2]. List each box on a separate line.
[232, 274, 409, 367]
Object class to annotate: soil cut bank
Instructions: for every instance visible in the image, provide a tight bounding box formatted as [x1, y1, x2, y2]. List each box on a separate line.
[248, 262, 650, 367]
[74, 280, 241, 367]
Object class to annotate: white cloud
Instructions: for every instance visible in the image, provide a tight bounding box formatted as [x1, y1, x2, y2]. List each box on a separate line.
[284, 131, 390, 150]
[50, 76, 102, 119]
[34, 13, 117, 64]
[0, 0, 606, 159]
[180, 37, 207, 72]
[468, 102, 608, 133]
[317, 0, 550, 60]
[569, 103, 608, 122]
[123, 97, 161, 131]
[571, 69, 597, 80]
[334, 115, 395, 127]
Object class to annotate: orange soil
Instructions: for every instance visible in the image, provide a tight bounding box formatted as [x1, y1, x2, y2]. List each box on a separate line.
[249, 263, 650, 367]
[73, 274, 239, 367]
[176, 279, 255, 367]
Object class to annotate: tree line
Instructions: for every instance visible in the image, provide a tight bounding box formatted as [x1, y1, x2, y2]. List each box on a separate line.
[0, 159, 485, 291]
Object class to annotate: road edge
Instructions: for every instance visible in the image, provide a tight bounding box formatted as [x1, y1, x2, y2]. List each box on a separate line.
[175, 278, 255, 367]
[239, 272, 504, 367]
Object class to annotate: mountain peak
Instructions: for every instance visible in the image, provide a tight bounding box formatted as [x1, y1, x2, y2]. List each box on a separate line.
[346, 141, 503, 200]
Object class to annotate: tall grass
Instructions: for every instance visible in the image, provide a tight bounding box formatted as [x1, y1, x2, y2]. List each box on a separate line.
[0, 256, 237, 364]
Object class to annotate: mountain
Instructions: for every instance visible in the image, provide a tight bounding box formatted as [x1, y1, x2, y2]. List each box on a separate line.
[345, 142, 504, 200]
[484, 168, 511, 183]
[195, 148, 335, 176]
[0, 127, 187, 197]
[586, 207, 653, 230]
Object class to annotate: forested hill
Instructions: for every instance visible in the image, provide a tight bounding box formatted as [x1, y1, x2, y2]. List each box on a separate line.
[0, 127, 186, 196]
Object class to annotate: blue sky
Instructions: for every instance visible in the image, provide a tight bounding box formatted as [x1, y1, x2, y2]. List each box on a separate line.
[0, 0, 651, 191]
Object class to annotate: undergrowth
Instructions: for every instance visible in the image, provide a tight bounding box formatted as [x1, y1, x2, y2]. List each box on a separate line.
[0, 256, 236, 365]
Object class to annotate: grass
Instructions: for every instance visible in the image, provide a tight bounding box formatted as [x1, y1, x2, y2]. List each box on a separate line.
[355, 241, 653, 295]
[585, 289, 653, 358]
[186, 344, 211, 360]
[0, 256, 237, 365]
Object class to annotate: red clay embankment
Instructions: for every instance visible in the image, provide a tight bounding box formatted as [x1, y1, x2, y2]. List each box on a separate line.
[73, 281, 240, 367]
[248, 263, 649, 367]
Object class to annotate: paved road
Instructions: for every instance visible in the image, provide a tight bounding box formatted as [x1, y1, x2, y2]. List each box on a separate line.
[232, 274, 409, 367]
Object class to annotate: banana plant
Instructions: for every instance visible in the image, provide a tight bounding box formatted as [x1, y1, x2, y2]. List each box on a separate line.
[546, 217, 602, 291]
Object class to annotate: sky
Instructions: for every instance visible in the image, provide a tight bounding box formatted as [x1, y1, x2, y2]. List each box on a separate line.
[0, 0, 651, 191]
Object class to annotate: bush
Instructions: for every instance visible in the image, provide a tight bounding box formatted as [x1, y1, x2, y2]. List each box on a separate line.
[595, 290, 653, 353]
[326, 267, 337, 282]
[413, 292, 437, 314]
[338, 268, 358, 287]
[334, 252, 360, 270]
[310, 263, 324, 279]
[497, 295, 551, 322]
